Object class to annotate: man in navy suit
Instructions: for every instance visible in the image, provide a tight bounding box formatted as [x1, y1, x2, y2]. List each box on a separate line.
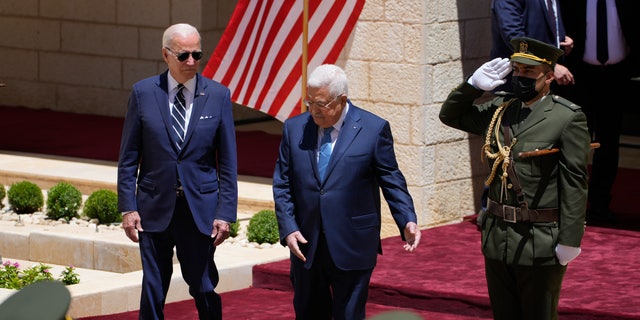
[491, 0, 575, 89]
[273, 64, 421, 320]
[118, 23, 238, 320]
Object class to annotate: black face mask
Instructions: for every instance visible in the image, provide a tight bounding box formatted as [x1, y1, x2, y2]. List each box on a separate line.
[512, 76, 540, 102]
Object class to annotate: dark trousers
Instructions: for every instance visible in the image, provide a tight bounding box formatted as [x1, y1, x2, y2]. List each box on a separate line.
[138, 197, 221, 320]
[484, 258, 567, 320]
[560, 60, 633, 212]
[290, 234, 373, 320]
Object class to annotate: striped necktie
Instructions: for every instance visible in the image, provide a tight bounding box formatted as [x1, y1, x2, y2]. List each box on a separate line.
[171, 84, 187, 150]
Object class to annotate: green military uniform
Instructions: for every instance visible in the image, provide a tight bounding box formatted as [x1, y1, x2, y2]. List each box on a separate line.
[440, 38, 590, 320]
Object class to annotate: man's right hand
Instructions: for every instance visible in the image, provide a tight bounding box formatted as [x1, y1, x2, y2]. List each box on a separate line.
[123, 211, 143, 243]
[285, 231, 308, 262]
[469, 58, 512, 91]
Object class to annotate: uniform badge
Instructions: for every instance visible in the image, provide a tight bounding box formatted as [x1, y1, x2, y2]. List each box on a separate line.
[519, 41, 528, 53]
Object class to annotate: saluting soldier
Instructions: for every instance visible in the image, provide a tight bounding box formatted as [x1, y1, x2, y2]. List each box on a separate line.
[439, 37, 590, 320]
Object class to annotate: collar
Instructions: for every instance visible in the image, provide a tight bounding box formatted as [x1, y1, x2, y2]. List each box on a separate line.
[168, 73, 196, 95]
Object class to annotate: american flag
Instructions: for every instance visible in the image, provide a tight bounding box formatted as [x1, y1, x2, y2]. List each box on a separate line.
[203, 0, 365, 122]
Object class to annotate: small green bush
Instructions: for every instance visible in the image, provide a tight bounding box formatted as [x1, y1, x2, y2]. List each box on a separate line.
[46, 182, 82, 221]
[246, 209, 279, 244]
[8, 181, 44, 214]
[83, 189, 120, 224]
[229, 220, 240, 238]
[0, 185, 5, 208]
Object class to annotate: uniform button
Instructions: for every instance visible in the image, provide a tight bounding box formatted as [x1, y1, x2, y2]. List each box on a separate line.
[320, 189, 325, 195]
[507, 183, 513, 189]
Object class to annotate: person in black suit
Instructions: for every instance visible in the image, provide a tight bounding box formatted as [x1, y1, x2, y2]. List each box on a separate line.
[559, 0, 640, 222]
[273, 64, 421, 320]
[117, 23, 238, 319]
[491, 0, 575, 91]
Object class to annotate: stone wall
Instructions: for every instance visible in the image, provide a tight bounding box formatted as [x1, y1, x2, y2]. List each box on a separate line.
[0, 0, 493, 233]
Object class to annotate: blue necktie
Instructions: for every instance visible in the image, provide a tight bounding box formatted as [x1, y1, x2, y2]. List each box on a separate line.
[597, 0, 608, 64]
[172, 84, 186, 150]
[318, 127, 334, 181]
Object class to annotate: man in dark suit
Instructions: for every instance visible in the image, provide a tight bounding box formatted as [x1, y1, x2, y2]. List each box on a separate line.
[559, 0, 640, 222]
[118, 23, 238, 320]
[440, 37, 590, 320]
[491, 0, 575, 89]
[273, 64, 421, 320]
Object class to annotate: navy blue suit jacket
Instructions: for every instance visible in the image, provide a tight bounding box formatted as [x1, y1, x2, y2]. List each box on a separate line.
[273, 102, 417, 271]
[491, 0, 567, 60]
[117, 71, 238, 235]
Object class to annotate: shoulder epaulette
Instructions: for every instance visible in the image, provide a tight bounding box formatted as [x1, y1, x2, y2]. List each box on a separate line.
[550, 94, 581, 111]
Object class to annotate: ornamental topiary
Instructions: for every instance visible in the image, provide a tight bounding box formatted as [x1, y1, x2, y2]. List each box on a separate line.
[246, 209, 279, 244]
[229, 220, 240, 238]
[83, 189, 120, 224]
[7, 181, 44, 214]
[46, 182, 82, 221]
[0, 184, 5, 208]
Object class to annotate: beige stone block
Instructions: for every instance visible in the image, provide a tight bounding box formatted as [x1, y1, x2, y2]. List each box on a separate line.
[93, 240, 141, 273]
[57, 85, 130, 117]
[0, 17, 60, 51]
[116, 0, 170, 27]
[29, 232, 94, 269]
[1, 0, 37, 15]
[432, 61, 465, 102]
[171, 0, 202, 26]
[423, 22, 462, 64]
[370, 63, 424, 105]
[61, 22, 138, 58]
[433, 0, 460, 23]
[123, 59, 161, 88]
[40, 0, 117, 23]
[139, 27, 165, 60]
[344, 64, 368, 101]
[360, 0, 384, 21]
[0, 80, 57, 109]
[40, 52, 122, 89]
[0, 229, 30, 260]
[365, 102, 412, 145]
[395, 144, 435, 188]
[384, 0, 428, 24]
[415, 103, 468, 145]
[350, 21, 404, 63]
[435, 140, 474, 183]
[0, 48, 38, 81]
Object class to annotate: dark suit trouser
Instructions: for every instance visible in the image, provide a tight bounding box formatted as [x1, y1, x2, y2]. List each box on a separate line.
[485, 258, 567, 320]
[290, 234, 373, 320]
[138, 197, 221, 320]
[561, 60, 632, 212]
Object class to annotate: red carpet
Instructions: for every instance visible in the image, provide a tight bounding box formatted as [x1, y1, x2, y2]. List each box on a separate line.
[0, 105, 281, 178]
[79, 221, 640, 320]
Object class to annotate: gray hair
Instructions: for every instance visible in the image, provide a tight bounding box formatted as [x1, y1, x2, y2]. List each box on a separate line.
[162, 23, 201, 48]
[307, 64, 348, 97]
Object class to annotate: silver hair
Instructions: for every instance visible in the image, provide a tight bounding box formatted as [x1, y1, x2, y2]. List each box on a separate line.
[162, 23, 201, 48]
[307, 64, 348, 97]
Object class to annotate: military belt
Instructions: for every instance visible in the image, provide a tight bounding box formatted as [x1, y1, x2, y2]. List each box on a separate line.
[487, 199, 558, 223]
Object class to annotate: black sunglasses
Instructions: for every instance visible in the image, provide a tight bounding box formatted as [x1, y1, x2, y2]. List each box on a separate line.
[165, 47, 203, 62]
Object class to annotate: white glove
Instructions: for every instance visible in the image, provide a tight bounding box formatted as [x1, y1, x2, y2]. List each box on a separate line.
[555, 244, 581, 266]
[468, 58, 512, 91]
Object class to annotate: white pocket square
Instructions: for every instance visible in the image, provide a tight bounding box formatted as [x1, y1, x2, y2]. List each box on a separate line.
[199, 115, 214, 120]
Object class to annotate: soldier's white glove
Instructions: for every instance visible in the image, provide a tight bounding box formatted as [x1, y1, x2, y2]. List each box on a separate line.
[468, 58, 512, 91]
[555, 244, 581, 266]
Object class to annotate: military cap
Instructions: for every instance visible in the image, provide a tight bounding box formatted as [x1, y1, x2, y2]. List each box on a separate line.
[0, 281, 71, 320]
[510, 37, 564, 67]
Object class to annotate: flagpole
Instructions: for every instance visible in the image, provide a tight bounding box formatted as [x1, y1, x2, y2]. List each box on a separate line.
[301, 0, 309, 113]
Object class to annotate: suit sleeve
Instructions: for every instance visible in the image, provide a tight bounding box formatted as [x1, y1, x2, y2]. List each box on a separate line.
[117, 86, 142, 213]
[439, 82, 494, 136]
[493, 0, 526, 50]
[557, 110, 590, 247]
[215, 87, 238, 222]
[374, 121, 417, 237]
[273, 122, 298, 245]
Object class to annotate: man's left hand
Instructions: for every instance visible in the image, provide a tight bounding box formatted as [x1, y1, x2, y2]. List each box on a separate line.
[211, 219, 231, 246]
[403, 222, 421, 252]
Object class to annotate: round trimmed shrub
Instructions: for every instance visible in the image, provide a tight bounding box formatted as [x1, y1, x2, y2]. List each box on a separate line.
[8, 181, 44, 214]
[46, 182, 82, 221]
[0, 185, 5, 208]
[246, 209, 278, 244]
[229, 220, 240, 238]
[83, 189, 120, 224]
